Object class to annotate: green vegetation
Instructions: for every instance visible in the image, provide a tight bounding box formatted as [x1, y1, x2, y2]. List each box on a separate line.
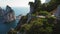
[33, 0, 60, 12]
[8, 0, 60, 34]
[19, 16, 56, 34]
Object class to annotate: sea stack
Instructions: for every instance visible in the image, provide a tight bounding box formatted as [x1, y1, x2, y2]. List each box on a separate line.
[4, 5, 16, 23]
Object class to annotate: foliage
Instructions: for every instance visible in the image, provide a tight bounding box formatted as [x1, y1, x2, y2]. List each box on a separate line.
[39, 11, 49, 16]
[32, 11, 51, 16]
[43, 0, 60, 12]
[29, 2, 34, 6]
[33, 0, 60, 12]
[34, 0, 41, 12]
[20, 16, 56, 34]
[8, 29, 17, 34]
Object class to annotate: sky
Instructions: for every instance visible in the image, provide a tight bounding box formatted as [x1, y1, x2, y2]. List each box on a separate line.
[0, 0, 46, 7]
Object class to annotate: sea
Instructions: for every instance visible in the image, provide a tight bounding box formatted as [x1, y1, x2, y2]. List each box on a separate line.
[0, 7, 30, 34]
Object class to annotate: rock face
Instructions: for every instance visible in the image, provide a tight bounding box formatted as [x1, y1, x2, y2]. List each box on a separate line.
[54, 5, 60, 20]
[26, 2, 34, 23]
[0, 5, 16, 23]
[4, 5, 16, 22]
[0, 7, 4, 17]
[0, 7, 5, 23]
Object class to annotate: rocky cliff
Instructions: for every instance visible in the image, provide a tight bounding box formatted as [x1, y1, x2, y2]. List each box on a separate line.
[0, 7, 4, 17]
[0, 5, 16, 23]
[4, 5, 16, 22]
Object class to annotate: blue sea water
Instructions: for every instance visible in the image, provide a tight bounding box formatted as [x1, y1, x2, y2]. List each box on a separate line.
[0, 7, 30, 34]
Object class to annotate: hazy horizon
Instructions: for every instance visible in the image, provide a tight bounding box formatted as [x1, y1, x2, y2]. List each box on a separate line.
[0, 0, 46, 7]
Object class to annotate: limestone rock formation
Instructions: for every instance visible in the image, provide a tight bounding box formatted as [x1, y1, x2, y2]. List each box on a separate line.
[0, 5, 16, 23]
[4, 5, 16, 22]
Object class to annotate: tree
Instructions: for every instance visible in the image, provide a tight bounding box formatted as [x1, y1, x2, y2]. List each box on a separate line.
[20, 16, 56, 34]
